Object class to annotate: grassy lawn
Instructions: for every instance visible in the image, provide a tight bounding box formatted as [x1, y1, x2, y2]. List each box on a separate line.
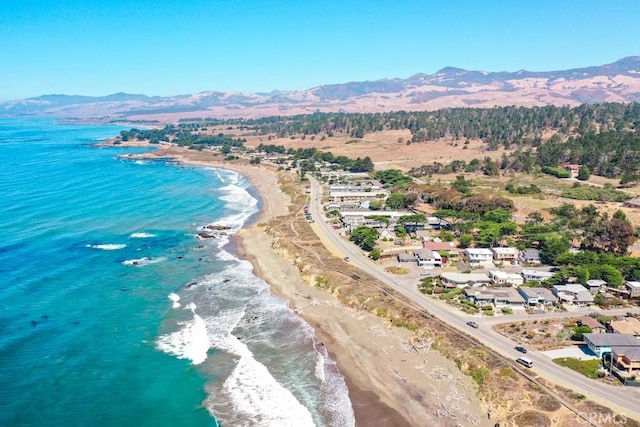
[552, 357, 602, 379]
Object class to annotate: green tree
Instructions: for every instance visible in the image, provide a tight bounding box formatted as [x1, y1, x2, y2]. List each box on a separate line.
[385, 192, 408, 209]
[349, 227, 379, 252]
[540, 236, 571, 264]
[577, 165, 591, 181]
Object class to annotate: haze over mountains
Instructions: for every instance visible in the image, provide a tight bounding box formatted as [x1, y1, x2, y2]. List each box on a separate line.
[3, 57, 640, 122]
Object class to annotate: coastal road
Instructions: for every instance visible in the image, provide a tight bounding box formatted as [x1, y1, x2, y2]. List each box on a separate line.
[308, 177, 640, 421]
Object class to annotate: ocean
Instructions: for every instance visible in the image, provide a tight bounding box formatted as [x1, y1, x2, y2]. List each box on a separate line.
[0, 118, 354, 427]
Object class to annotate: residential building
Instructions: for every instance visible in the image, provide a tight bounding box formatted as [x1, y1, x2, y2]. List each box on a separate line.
[563, 163, 581, 178]
[552, 284, 594, 306]
[519, 248, 541, 264]
[585, 279, 607, 293]
[339, 210, 405, 229]
[609, 317, 640, 337]
[518, 287, 558, 306]
[489, 270, 524, 286]
[329, 187, 388, 203]
[414, 249, 442, 268]
[465, 248, 493, 265]
[397, 253, 418, 263]
[612, 347, 640, 375]
[578, 316, 606, 333]
[464, 287, 526, 308]
[626, 281, 640, 299]
[521, 269, 555, 283]
[583, 333, 640, 357]
[491, 247, 519, 264]
[440, 272, 491, 288]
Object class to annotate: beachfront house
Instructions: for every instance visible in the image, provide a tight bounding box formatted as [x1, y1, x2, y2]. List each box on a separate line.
[552, 284, 594, 306]
[518, 287, 558, 306]
[464, 287, 526, 309]
[583, 333, 640, 358]
[464, 248, 493, 265]
[612, 347, 640, 375]
[491, 247, 519, 264]
[440, 272, 491, 288]
[488, 270, 524, 286]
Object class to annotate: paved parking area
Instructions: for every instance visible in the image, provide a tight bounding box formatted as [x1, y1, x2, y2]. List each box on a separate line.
[541, 345, 599, 360]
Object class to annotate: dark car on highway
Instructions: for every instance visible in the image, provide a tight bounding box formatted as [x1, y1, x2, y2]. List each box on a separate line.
[515, 346, 528, 354]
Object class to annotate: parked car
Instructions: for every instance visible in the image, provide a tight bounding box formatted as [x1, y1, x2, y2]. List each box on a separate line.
[466, 321, 479, 329]
[515, 346, 527, 354]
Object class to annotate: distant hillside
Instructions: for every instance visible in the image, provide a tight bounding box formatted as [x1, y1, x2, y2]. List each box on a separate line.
[3, 57, 640, 122]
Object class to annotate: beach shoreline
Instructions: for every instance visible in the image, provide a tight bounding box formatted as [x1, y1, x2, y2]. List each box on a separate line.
[116, 144, 490, 426]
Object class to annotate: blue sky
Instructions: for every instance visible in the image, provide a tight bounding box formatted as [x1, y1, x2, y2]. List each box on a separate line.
[1, 0, 639, 101]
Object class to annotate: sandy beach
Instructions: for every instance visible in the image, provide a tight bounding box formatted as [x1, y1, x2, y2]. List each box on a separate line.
[122, 146, 491, 426]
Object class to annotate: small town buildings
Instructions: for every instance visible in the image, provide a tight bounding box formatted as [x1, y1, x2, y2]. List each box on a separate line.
[612, 347, 640, 375]
[491, 247, 519, 264]
[609, 317, 640, 337]
[465, 248, 494, 265]
[583, 333, 640, 357]
[329, 187, 388, 203]
[440, 272, 491, 288]
[464, 287, 526, 308]
[518, 287, 558, 306]
[552, 284, 594, 306]
[519, 248, 541, 264]
[578, 316, 606, 333]
[626, 281, 640, 299]
[585, 279, 607, 293]
[339, 210, 406, 229]
[414, 249, 443, 268]
[521, 269, 555, 283]
[489, 270, 524, 286]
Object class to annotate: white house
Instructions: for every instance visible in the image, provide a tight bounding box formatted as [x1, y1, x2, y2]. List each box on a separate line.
[414, 249, 442, 269]
[465, 248, 493, 265]
[489, 270, 524, 286]
[626, 281, 640, 299]
[518, 287, 558, 306]
[552, 284, 594, 306]
[464, 287, 526, 308]
[491, 247, 519, 264]
[521, 269, 555, 283]
[440, 272, 491, 288]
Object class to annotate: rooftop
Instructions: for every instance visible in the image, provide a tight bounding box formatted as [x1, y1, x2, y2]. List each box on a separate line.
[578, 316, 605, 330]
[584, 333, 640, 347]
[610, 317, 640, 336]
[612, 347, 640, 361]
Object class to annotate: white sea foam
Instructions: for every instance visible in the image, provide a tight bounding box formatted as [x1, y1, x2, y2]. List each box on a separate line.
[168, 293, 181, 309]
[204, 305, 315, 426]
[121, 256, 166, 266]
[156, 304, 210, 365]
[129, 232, 155, 238]
[87, 243, 127, 250]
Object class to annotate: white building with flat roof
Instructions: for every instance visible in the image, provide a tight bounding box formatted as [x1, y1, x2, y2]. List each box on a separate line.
[465, 248, 493, 264]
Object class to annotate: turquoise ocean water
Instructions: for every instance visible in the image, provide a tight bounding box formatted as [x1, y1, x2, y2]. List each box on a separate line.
[0, 118, 354, 427]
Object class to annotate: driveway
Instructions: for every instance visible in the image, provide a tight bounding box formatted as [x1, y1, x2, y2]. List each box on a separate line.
[541, 345, 599, 360]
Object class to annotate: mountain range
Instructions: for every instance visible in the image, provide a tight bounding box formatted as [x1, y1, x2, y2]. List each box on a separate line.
[3, 57, 640, 122]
